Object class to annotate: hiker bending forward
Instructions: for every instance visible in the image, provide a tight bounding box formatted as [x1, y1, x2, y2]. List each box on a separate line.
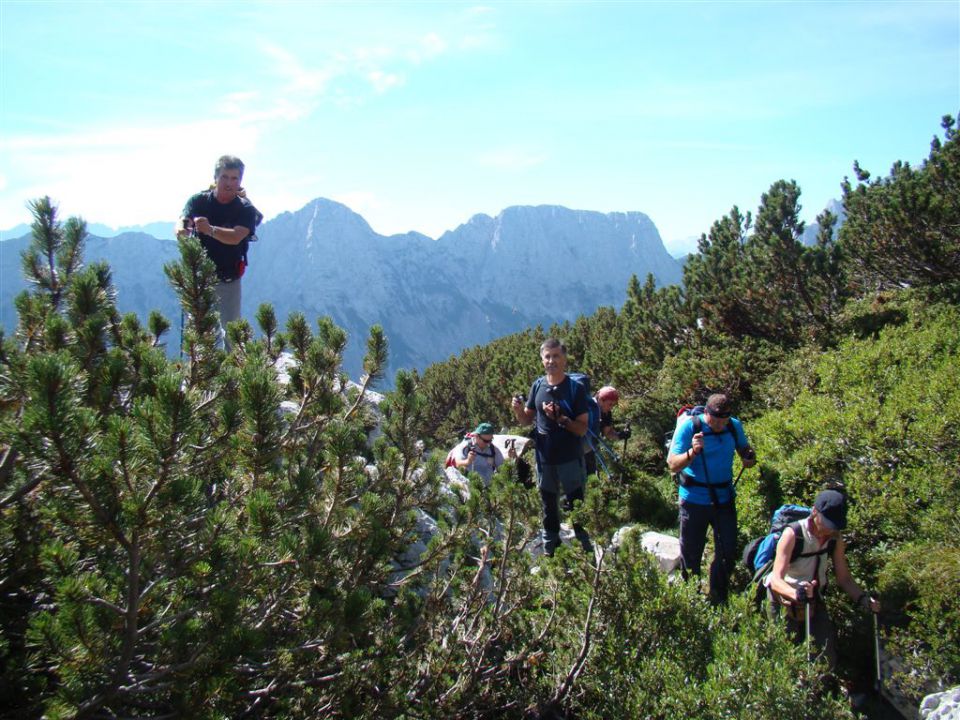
[584, 386, 623, 477]
[512, 339, 592, 556]
[766, 489, 880, 670]
[667, 393, 756, 603]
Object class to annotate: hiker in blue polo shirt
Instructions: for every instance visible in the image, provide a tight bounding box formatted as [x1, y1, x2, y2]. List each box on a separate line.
[666, 393, 756, 603]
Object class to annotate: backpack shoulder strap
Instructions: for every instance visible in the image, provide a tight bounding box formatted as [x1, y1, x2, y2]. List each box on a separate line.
[531, 376, 544, 400]
[790, 520, 836, 562]
[559, 375, 581, 416]
[787, 521, 806, 563]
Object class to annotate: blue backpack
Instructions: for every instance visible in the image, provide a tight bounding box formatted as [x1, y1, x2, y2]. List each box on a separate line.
[742, 504, 837, 574]
[562, 373, 601, 443]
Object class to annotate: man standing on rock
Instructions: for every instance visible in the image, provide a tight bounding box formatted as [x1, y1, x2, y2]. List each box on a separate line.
[177, 155, 262, 349]
[512, 338, 592, 556]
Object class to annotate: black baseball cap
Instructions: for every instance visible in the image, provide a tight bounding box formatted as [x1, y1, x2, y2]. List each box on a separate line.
[814, 489, 848, 531]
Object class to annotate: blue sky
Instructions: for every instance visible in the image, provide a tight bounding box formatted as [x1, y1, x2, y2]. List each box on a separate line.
[1, 1, 958, 254]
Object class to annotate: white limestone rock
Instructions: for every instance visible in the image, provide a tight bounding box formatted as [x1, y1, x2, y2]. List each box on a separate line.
[442, 466, 472, 505]
[607, 526, 682, 574]
[273, 352, 298, 386]
[921, 687, 960, 720]
[640, 531, 682, 573]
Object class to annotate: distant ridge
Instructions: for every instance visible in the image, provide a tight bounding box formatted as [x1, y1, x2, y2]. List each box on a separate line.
[1, 199, 683, 382]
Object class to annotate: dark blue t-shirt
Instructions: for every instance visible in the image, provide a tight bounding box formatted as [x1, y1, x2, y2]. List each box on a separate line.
[182, 190, 261, 281]
[527, 375, 589, 465]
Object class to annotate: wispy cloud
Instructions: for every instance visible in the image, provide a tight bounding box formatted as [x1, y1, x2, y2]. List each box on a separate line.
[457, 5, 499, 50]
[367, 70, 405, 93]
[402, 31, 449, 65]
[0, 4, 507, 230]
[0, 22, 471, 229]
[0, 118, 260, 228]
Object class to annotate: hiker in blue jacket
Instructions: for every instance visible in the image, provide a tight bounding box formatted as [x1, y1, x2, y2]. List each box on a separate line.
[177, 155, 262, 350]
[766, 489, 880, 670]
[511, 338, 592, 556]
[666, 393, 756, 603]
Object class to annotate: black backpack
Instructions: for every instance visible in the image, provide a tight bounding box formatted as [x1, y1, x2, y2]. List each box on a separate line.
[664, 405, 739, 453]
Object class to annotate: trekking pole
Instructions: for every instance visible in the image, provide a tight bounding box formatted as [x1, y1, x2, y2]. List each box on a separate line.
[873, 611, 882, 693]
[594, 445, 612, 480]
[733, 465, 745, 488]
[805, 599, 812, 663]
[590, 430, 621, 464]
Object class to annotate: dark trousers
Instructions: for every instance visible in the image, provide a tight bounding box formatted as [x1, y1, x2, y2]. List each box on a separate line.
[539, 484, 591, 555]
[679, 499, 737, 603]
[768, 595, 838, 671]
[585, 451, 597, 477]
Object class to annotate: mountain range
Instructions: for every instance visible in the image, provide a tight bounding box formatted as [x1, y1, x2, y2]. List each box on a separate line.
[1, 199, 682, 381]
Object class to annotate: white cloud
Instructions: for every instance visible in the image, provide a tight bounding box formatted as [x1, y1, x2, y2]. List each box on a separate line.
[368, 70, 404, 93]
[457, 4, 498, 50]
[0, 118, 260, 229]
[0, 16, 496, 231]
[407, 32, 447, 64]
[259, 41, 339, 95]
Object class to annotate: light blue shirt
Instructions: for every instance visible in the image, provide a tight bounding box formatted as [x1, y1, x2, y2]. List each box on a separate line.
[670, 415, 748, 505]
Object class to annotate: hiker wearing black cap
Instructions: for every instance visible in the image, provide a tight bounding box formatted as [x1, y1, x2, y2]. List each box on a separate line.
[666, 393, 756, 603]
[766, 489, 880, 670]
[453, 422, 505, 486]
[511, 338, 593, 556]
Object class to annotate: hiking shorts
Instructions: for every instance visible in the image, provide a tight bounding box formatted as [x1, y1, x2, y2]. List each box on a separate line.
[536, 457, 586, 496]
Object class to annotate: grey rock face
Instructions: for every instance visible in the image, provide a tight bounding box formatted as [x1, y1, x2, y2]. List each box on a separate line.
[1, 199, 683, 382]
